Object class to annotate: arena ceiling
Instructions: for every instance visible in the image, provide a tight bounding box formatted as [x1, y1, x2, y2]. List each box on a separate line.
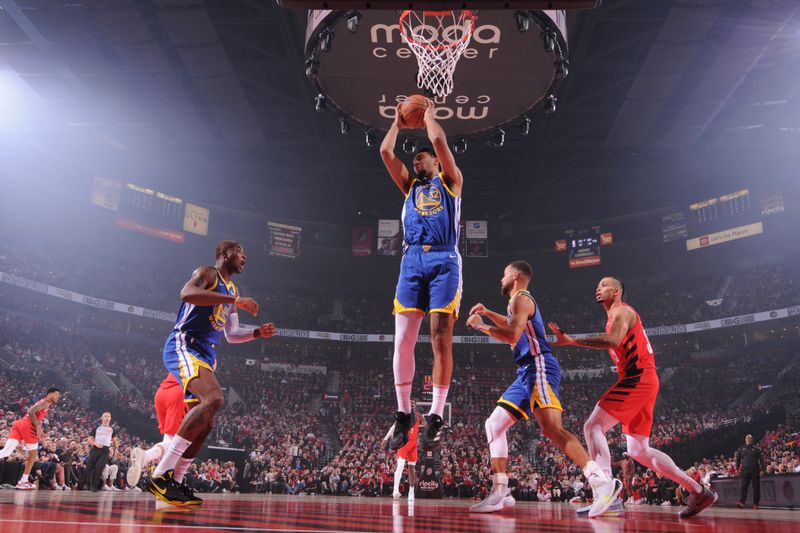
[1, 0, 800, 228]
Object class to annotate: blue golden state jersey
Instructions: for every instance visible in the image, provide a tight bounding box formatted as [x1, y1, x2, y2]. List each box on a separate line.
[402, 173, 461, 248]
[507, 290, 554, 365]
[172, 268, 238, 348]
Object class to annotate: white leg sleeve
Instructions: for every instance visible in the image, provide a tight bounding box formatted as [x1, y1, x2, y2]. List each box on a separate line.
[625, 434, 702, 493]
[0, 439, 19, 459]
[393, 457, 406, 494]
[485, 407, 516, 459]
[583, 404, 619, 477]
[393, 312, 422, 413]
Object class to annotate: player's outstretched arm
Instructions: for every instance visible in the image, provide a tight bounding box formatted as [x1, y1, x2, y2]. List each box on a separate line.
[179, 266, 258, 314]
[548, 306, 634, 349]
[380, 105, 412, 195]
[467, 296, 533, 344]
[423, 101, 462, 196]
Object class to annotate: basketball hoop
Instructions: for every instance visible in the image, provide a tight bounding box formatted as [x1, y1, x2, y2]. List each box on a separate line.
[399, 10, 475, 98]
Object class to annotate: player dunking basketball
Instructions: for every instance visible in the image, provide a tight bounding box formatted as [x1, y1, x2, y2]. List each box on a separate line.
[147, 240, 277, 506]
[380, 99, 462, 451]
[548, 277, 718, 518]
[382, 400, 423, 501]
[0, 387, 60, 490]
[465, 262, 618, 516]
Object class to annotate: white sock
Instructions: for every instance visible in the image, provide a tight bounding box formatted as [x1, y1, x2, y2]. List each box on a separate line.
[394, 383, 412, 414]
[393, 312, 421, 412]
[153, 435, 191, 477]
[393, 458, 406, 494]
[20, 473, 29, 483]
[143, 444, 163, 464]
[0, 439, 18, 459]
[583, 460, 609, 484]
[493, 472, 508, 493]
[173, 457, 194, 484]
[429, 384, 449, 417]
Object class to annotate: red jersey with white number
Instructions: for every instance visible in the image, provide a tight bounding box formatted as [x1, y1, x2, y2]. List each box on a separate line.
[606, 303, 656, 380]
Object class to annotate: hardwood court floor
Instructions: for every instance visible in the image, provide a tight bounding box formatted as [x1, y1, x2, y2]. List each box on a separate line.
[0, 491, 797, 532]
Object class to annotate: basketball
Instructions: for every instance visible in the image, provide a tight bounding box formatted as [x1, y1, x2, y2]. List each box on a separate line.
[398, 95, 428, 129]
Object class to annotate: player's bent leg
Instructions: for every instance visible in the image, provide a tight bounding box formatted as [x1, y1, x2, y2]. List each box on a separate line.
[16, 447, 39, 490]
[0, 438, 19, 459]
[149, 368, 220, 505]
[534, 407, 619, 517]
[471, 408, 516, 513]
[583, 404, 619, 476]
[580, 405, 624, 517]
[624, 434, 716, 517]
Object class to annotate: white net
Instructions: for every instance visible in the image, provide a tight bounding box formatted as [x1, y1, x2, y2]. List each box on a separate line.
[400, 10, 475, 98]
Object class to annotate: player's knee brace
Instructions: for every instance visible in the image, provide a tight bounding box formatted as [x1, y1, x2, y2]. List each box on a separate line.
[485, 413, 510, 458]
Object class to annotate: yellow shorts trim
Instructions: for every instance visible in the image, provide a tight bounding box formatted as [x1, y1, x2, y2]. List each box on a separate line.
[178, 354, 214, 397]
[497, 398, 529, 421]
[532, 382, 563, 412]
[429, 288, 461, 319]
[393, 297, 425, 316]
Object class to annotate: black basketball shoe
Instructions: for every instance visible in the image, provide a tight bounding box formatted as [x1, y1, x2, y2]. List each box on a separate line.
[419, 413, 445, 449]
[146, 469, 190, 506]
[389, 411, 414, 450]
[180, 482, 204, 506]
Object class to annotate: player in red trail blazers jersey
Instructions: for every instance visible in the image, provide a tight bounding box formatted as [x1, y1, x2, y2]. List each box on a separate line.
[549, 277, 717, 519]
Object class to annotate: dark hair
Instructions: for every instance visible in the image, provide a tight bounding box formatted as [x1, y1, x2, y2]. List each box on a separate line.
[47, 387, 60, 394]
[508, 260, 533, 279]
[608, 276, 625, 300]
[215, 240, 241, 259]
[417, 146, 436, 158]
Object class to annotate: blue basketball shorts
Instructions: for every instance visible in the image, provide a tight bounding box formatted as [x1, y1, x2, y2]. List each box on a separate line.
[393, 245, 462, 318]
[498, 355, 563, 420]
[163, 331, 217, 403]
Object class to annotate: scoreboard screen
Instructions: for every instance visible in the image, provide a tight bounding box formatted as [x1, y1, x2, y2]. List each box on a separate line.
[119, 183, 184, 231]
[266, 221, 302, 259]
[688, 189, 752, 229]
[567, 227, 601, 268]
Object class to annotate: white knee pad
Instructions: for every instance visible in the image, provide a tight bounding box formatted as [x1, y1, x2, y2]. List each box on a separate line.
[162, 434, 174, 448]
[485, 407, 515, 458]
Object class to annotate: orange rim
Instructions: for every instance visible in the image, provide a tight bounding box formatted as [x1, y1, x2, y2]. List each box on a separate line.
[399, 10, 475, 52]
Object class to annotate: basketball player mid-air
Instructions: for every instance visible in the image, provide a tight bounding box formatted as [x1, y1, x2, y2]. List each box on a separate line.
[381, 400, 424, 501]
[147, 240, 277, 506]
[466, 262, 619, 516]
[380, 98, 463, 451]
[548, 277, 717, 518]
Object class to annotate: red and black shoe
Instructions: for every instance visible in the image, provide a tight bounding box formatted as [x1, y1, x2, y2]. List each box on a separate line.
[679, 487, 718, 518]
